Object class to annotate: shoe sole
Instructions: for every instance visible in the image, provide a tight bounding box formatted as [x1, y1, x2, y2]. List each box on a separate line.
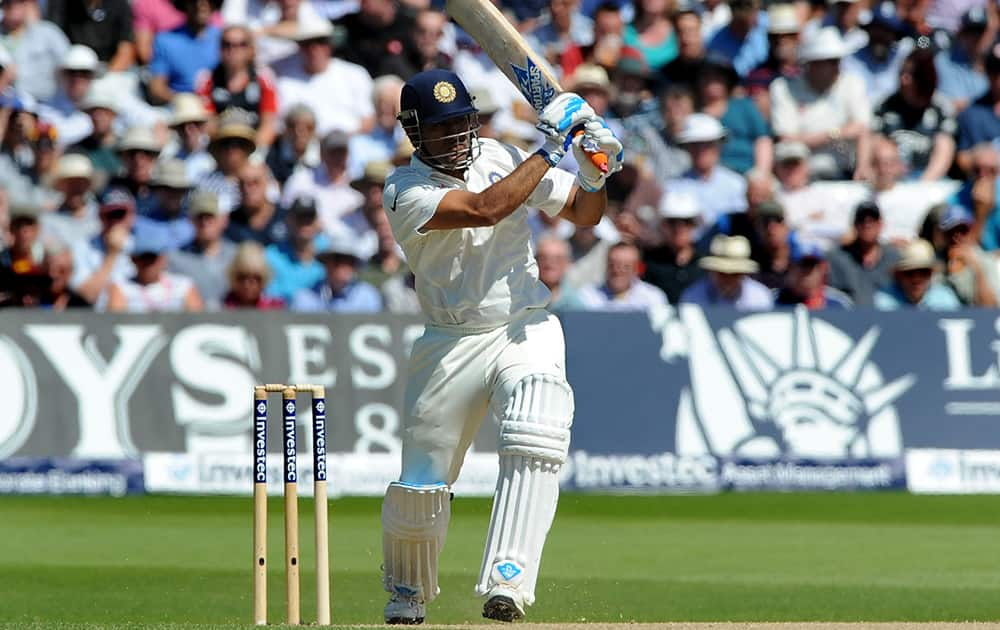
[483, 595, 523, 622]
[385, 616, 425, 625]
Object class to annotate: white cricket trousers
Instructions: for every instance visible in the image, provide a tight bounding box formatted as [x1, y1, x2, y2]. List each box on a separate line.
[399, 307, 569, 486]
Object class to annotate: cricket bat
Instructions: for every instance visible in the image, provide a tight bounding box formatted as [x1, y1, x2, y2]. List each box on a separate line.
[444, 0, 609, 173]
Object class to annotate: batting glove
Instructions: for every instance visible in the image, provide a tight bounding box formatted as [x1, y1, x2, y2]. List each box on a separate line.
[535, 92, 596, 167]
[572, 118, 624, 192]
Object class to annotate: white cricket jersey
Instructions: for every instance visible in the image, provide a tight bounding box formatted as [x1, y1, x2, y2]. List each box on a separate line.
[383, 138, 575, 330]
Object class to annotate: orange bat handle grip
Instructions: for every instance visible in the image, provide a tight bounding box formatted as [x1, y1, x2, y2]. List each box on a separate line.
[573, 129, 609, 173]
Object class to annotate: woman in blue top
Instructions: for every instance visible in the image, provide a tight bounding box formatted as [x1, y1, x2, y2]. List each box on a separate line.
[697, 57, 772, 174]
[624, 0, 677, 70]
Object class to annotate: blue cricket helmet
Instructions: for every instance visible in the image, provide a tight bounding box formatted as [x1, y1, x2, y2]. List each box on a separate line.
[398, 69, 482, 171]
[399, 69, 478, 125]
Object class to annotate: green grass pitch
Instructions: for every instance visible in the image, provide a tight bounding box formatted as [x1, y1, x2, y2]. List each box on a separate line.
[1, 493, 998, 628]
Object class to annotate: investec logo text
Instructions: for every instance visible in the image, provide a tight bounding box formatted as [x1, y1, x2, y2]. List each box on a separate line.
[253, 412, 267, 484]
[313, 409, 327, 482]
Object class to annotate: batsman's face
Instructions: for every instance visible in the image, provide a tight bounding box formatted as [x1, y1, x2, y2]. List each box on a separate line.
[419, 115, 477, 171]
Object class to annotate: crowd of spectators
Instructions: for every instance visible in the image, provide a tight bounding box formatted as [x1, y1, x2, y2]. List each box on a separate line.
[2, 0, 1000, 314]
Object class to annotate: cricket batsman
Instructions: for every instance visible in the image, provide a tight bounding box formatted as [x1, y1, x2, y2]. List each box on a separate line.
[378, 68, 623, 624]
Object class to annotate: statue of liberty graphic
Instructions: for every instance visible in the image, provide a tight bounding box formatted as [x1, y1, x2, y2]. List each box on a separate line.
[649, 305, 915, 460]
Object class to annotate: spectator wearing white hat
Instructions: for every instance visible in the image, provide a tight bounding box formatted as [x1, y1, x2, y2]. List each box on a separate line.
[168, 189, 237, 309]
[38, 45, 101, 147]
[680, 234, 774, 310]
[746, 3, 801, 122]
[874, 238, 960, 310]
[40, 153, 100, 248]
[48, 0, 136, 71]
[290, 230, 382, 313]
[147, 0, 223, 105]
[161, 93, 215, 183]
[770, 27, 873, 181]
[642, 191, 705, 303]
[664, 113, 747, 234]
[0, 0, 70, 101]
[578, 241, 668, 312]
[275, 20, 375, 136]
[69, 85, 121, 180]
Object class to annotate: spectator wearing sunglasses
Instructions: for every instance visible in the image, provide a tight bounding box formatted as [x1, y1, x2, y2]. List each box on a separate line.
[223, 241, 284, 309]
[195, 25, 279, 149]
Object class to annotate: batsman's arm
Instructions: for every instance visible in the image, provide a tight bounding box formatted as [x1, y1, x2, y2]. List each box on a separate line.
[421, 154, 552, 230]
[557, 185, 607, 228]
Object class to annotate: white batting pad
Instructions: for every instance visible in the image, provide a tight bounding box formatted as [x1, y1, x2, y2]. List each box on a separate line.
[382, 481, 451, 602]
[476, 373, 574, 606]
